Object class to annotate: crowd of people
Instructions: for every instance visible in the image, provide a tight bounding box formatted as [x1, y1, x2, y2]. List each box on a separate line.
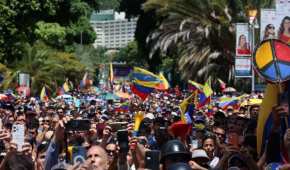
[0, 84, 289, 170]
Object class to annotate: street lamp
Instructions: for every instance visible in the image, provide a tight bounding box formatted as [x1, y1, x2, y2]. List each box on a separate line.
[248, 8, 258, 92]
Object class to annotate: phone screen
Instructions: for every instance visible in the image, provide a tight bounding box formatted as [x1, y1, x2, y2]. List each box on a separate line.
[117, 130, 129, 153]
[72, 146, 86, 164]
[12, 124, 25, 151]
[191, 139, 199, 149]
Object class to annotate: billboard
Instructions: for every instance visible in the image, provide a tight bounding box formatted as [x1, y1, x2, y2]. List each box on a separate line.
[276, 0, 290, 44]
[260, 9, 279, 41]
[260, 1, 290, 44]
[235, 57, 252, 77]
[18, 73, 30, 87]
[236, 23, 251, 56]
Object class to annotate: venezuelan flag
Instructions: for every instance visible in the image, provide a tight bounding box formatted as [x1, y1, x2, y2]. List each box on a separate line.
[197, 80, 213, 108]
[115, 102, 130, 112]
[40, 86, 48, 101]
[131, 67, 169, 100]
[130, 83, 154, 101]
[180, 91, 197, 124]
[218, 97, 239, 110]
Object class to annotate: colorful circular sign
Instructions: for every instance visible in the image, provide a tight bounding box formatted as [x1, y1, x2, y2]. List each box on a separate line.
[253, 39, 290, 83]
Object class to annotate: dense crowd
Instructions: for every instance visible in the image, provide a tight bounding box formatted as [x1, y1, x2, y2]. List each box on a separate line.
[0, 85, 289, 170]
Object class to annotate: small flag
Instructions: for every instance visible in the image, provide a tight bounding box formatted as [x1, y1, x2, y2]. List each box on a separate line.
[188, 80, 203, 92]
[80, 72, 91, 88]
[109, 63, 114, 82]
[130, 83, 154, 101]
[197, 79, 213, 108]
[63, 80, 70, 92]
[40, 86, 48, 101]
[180, 92, 197, 124]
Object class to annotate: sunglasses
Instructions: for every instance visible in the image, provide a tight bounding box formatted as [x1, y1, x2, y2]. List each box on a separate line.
[106, 149, 115, 155]
[268, 26, 275, 29]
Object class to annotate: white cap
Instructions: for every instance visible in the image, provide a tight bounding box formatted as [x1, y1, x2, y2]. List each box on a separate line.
[191, 149, 209, 160]
[145, 113, 155, 120]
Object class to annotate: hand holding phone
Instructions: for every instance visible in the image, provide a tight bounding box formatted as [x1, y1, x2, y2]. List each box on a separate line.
[12, 124, 25, 151]
[191, 139, 199, 150]
[72, 146, 86, 164]
[117, 130, 129, 153]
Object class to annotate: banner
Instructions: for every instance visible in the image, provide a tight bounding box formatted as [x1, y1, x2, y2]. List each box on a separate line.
[236, 23, 251, 56]
[235, 57, 251, 77]
[260, 9, 279, 41]
[276, 0, 290, 44]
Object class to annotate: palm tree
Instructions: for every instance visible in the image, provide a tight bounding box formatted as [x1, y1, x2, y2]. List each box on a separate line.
[143, 0, 274, 83]
[2, 43, 63, 95]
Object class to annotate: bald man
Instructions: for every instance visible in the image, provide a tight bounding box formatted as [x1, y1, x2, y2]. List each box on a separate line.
[87, 145, 109, 170]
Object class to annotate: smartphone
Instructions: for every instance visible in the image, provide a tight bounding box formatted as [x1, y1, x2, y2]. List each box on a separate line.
[12, 124, 25, 151]
[117, 130, 129, 153]
[191, 139, 199, 149]
[145, 150, 160, 170]
[109, 122, 127, 132]
[72, 146, 86, 164]
[65, 120, 91, 131]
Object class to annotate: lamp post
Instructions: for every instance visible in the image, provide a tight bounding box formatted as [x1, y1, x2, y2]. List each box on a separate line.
[248, 9, 258, 92]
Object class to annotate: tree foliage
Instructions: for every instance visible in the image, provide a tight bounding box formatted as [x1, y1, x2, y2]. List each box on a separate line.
[0, 0, 98, 65]
[34, 21, 67, 48]
[113, 41, 147, 67]
[74, 44, 109, 73]
[1, 42, 86, 95]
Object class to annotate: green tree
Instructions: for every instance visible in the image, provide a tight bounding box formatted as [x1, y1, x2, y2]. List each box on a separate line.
[0, 0, 99, 65]
[2, 42, 86, 95]
[34, 21, 67, 48]
[114, 41, 147, 67]
[74, 44, 109, 72]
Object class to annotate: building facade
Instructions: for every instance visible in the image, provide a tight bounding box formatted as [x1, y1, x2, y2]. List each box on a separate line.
[90, 10, 137, 49]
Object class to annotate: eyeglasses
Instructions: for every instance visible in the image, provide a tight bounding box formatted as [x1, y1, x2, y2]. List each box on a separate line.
[268, 26, 275, 29]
